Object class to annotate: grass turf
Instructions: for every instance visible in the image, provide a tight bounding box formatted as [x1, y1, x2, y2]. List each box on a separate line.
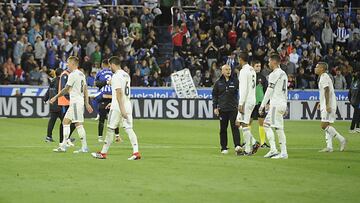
[0, 118, 359, 203]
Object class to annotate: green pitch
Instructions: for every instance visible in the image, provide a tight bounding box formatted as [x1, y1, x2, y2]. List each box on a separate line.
[0, 118, 359, 203]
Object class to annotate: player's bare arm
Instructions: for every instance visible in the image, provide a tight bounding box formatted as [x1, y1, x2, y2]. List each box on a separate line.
[84, 83, 93, 113]
[324, 86, 331, 113]
[116, 88, 128, 119]
[49, 85, 71, 104]
[259, 83, 274, 115]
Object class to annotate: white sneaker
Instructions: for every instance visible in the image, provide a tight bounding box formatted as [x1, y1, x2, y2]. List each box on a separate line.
[349, 130, 357, 134]
[66, 139, 75, 147]
[271, 153, 288, 159]
[98, 137, 104, 142]
[73, 147, 89, 153]
[319, 147, 333, 153]
[234, 146, 242, 153]
[221, 150, 229, 154]
[340, 139, 347, 152]
[264, 150, 279, 158]
[53, 147, 66, 152]
[94, 114, 100, 120]
[355, 128, 360, 133]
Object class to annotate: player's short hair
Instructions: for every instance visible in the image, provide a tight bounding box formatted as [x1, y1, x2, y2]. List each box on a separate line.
[317, 62, 329, 71]
[68, 56, 79, 66]
[238, 51, 248, 62]
[251, 60, 261, 66]
[102, 59, 109, 65]
[269, 54, 281, 63]
[109, 56, 121, 66]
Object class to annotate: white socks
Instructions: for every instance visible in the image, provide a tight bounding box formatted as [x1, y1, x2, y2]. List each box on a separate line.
[125, 128, 139, 153]
[61, 124, 70, 147]
[76, 125, 87, 150]
[243, 127, 252, 153]
[276, 129, 287, 155]
[101, 128, 115, 154]
[264, 125, 277, 152]
[325, 126, 345, 148]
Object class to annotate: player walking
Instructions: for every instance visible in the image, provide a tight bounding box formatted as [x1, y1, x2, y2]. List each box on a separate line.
[315, 62, 347, 152]
[94, 59, 121, 143]
[259, 54, 288, 159]
[236, 52, 260, 156]
[50, 56, 93, 153]
[92, 56, 141, 160]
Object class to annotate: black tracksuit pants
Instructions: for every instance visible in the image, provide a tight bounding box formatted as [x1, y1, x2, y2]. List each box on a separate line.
[350, 106, 360, 130]
[219, 110, 240, 151]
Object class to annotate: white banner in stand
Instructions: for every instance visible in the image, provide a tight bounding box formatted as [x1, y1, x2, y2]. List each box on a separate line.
[171, 69, 198, 98]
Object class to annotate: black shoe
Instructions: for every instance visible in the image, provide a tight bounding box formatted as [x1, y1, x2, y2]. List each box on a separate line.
[240, 142, 245, 148]
[45, 136, 54, 142]
[252, 141, 261, 154]
[237, 151, 252, 156]
[261, 143, 270, 148]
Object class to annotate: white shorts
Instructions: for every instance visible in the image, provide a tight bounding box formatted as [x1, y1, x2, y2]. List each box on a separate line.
[320, 109, 336, 123]
[264, 105, 286, 129]
[107, 109, 133, 129]
[236, 104, 255, 125]
[64, 103, 84, 123]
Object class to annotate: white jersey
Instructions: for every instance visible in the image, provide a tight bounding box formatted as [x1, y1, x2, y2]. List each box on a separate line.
[267, 67, 288, 107]
[66, 69, 86, 104]
[238, 64, 256, 106]
[319, 73, 337, 110]
[111, 69, 132, 114]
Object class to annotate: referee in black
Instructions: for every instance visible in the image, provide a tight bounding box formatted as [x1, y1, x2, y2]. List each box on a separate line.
[212, 64, 241, 154]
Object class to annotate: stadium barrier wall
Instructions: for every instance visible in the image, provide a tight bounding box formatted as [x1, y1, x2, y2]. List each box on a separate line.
[0, 86, 350, 101]
[0, 96, 353, 120]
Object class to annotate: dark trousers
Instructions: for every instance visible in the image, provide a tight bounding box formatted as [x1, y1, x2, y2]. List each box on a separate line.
[46, 111, 62, 138]
[350, 107, 360, 130]
[98, 102, 119, 137]
[219, 110, 240, 151]
[59, 106, 76, 143]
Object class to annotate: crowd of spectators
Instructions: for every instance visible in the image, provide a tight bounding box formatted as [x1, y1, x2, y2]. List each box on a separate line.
[171, 0, 360, 89]
[0, 0, 359, 90]
[0, 0, 164, 87]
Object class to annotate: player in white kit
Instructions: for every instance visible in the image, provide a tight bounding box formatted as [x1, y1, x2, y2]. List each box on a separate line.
[92, 56, 141, 160]
[236, 52, 260, 155]
[315, 62, 346, 152]
[259, 54, 288, 159]
[50, 56, 93, 153]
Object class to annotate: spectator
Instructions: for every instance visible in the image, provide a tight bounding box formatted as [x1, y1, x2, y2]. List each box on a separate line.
[288, 74, 296, 90]
[160, 60, 172, 86]
[296, 67, 311, 89]
[204, 41, 218, 70]
[13, 36, 25, 65]
[34, 35, 46, 67]
[321, 22, 334, 54]
[14, 65, 25, 84]
[139, 60, 150, 77]
[29, 66, 41, 85]
[334, 22, 349, 50]
[91, 45, 102, 66]
[333, 67, 347, 90]
[227, 25, 237, 49]
[131, 68, 143, 87]
[170, 52, 185, 72]
[148, 72, 163, 87]
[210, 62, 222, 83]
[289, 49, 299, 67]
[3, 57, 16, 82]
[170, 21, 188, 53]
[193, 70, 202, 87]
[87, 71, 97, 87]
[86, 36, 98, 57]
[201, 70, 213, 87]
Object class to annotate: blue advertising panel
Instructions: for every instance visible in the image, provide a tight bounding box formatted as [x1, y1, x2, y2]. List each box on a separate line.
[0, 86, 349, 101]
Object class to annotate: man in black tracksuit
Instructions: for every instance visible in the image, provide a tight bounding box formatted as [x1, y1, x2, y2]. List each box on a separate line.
[212, 64, 241, 154]
[44, 68, 63, 142]
[349, 70, 360, 132]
